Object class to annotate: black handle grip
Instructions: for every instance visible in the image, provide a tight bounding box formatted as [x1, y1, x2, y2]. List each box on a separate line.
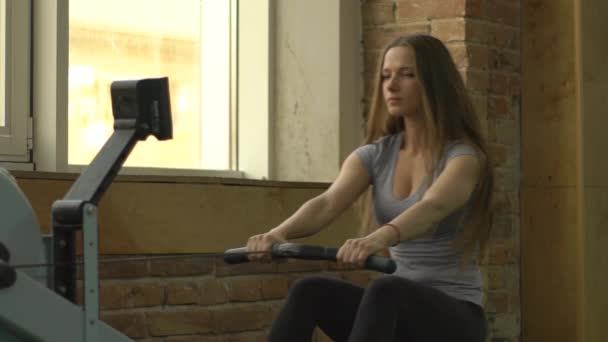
[321, 247, 396, 274]
[223, 243, 396, 274]
[223, 247, 255, 264]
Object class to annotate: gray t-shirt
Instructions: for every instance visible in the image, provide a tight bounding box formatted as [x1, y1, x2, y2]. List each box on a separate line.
[355, 133, 482, 306]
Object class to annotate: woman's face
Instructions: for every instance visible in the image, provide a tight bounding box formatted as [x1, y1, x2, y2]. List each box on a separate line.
[381, 46, 422, 117]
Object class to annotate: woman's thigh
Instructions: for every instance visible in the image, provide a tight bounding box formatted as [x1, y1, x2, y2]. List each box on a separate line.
[289, 276, 365, 342]
[366, 276, 486, 341]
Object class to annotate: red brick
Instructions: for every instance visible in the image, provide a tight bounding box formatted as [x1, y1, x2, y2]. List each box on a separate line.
[149, 256, 213, 277]
[215, 258, 275, 277]
[363, 2, 396, 26]
[491, 190, 512, 213]
[491, 144, 509, 168]
[484, 266, 505, 290]
[490, 72, 509, 95]
[100, 281, 164, 309]
[463, 69, 490, 93]
[469, 94, 488, 122]
[492, 26, 520, 50]
[261, 276, 289, 299]
[486, 241, 516, 265]
[166, 280, 200, 305]
[485, 0, 520, 26]
[276, 259, 326, 273]
[495, 118, 517, 146]
[396, 0, 466, 21]
[101, 312, 147, 339]
[509, 75, 521, 96]
[431, 18, 466, 42]
[211, 304, 274, 333]
[448, 43, 489, 70]
[491, 313, 520, 338]
[488, 96, 510, 118]
[489, 49, 520, 72]
[465, 19, 492, 44]
[199, 278, 228, 305]
[363, 23, 430, 51]
[342, 270, 376, 287]
[146, 309, 213, 336]
[326, 261, 360, 272]
[99, 259, 149, 279]
[224, 277, 263, 302]
[485, 290, 510, 313]
[465, 0, 485, 17]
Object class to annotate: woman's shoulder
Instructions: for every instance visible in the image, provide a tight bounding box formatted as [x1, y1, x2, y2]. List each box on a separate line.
[354, 133, 401, 165]
[444, 140, 478, 159]
[368, 132, 402, 148]
[433, 141, 479, 175]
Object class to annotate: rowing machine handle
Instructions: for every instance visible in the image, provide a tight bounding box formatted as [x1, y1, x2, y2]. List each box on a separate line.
[224, 243, 396, 274]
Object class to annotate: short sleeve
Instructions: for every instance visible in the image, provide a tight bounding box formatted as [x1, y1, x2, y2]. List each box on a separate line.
[445, 143, 477, 162]
[354, 143, 377, 179]
[433, 143, 478, 177]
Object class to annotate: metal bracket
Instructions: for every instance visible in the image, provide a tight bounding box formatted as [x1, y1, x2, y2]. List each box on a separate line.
[83, 203, 99, 342]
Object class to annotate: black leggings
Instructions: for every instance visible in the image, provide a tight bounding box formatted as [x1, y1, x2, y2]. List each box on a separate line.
[268, 275, 486, 342]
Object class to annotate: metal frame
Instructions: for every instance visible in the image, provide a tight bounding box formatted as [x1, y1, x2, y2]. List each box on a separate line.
[0, 265, 131, 341]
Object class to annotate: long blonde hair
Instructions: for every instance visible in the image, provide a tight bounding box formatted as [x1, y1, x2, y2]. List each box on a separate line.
[360, 34, 494, 264]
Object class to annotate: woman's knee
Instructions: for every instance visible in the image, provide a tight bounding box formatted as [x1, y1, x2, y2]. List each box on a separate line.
[367, 275, 416, 293]
[287, 276, 338, 300]
[363, 275, 423, 304]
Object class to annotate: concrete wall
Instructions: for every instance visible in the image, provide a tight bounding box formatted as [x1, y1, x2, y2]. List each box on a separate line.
[272, 0, 363, 182]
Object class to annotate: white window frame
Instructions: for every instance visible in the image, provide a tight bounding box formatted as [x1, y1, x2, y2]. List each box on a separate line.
[32, 0, 272, 179]
[0, 0, 32, 167]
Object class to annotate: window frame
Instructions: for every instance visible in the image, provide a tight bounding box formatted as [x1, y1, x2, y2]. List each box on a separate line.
[31, 0, 272, 179]
[0, 0, 32, 165]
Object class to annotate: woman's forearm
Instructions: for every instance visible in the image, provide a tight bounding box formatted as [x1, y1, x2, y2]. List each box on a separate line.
[371, 199, 447, 246]
[269, 195, 339, 240]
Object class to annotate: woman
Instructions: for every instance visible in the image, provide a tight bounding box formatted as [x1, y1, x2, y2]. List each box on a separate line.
[246, 34, 493, 342]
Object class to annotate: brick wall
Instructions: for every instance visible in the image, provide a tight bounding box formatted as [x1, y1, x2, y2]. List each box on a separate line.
[81, 256, 377, 341]
[361, 0, 521, 341]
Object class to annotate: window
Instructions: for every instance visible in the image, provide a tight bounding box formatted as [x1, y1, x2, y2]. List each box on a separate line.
[29, 0, 270, 178]
[68, 0, 234, 170]
[0, 0, 31, 164]
[0, 0, 5, 127]
[0, 0, 6, 128]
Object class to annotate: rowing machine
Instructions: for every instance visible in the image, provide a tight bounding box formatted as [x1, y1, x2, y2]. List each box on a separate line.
[0, 77, 171, 342]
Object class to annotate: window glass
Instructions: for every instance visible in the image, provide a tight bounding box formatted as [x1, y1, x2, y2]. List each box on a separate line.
[69, 0, 232, 170]
[0, 0, 6, 127]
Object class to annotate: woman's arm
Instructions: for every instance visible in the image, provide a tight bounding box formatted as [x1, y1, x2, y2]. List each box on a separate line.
[338, 154, 480, 264]
[246, 151, 371, 258]
[374, 154, 481, 244]
[270, 152, 371, 239]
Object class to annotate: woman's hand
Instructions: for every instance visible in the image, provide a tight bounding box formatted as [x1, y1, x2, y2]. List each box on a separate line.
[336, 234, 389, 267]
[246, 231, 287, 262]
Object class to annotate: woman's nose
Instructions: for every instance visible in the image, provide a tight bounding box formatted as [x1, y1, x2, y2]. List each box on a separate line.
[386, 76, 399, 90]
